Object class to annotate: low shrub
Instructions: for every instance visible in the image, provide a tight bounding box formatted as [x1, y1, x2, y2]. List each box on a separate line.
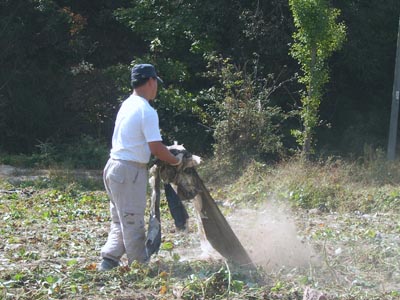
[0, 135, 109, 169]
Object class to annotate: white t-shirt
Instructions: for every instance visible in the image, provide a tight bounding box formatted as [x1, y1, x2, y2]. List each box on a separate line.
[110, 94, 162, 163]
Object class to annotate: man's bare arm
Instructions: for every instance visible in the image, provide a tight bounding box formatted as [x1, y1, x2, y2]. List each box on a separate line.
[148, 141, 180, 165]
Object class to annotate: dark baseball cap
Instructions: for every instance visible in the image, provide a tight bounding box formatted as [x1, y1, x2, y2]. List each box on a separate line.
[131, 63, 163, 85]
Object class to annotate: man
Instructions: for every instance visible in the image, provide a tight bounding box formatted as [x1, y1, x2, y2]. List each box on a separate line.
[98, 63, 183, 271]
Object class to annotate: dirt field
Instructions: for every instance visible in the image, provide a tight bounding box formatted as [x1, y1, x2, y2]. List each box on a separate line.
[1, 165, 399, 299]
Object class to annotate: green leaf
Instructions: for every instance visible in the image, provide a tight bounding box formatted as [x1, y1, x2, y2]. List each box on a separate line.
[160, 241, 174, 251]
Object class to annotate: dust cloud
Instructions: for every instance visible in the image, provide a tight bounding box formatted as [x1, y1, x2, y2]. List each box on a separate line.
[227, 201, 319, 271]
[170, 199, 320, 272]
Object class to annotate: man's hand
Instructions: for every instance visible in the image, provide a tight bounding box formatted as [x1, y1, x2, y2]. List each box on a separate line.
[148, 141, 184, 166]
[170, 153, 184, 166]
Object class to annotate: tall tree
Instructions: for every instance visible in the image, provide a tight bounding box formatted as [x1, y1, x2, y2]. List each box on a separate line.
[289, 0, 346, 157]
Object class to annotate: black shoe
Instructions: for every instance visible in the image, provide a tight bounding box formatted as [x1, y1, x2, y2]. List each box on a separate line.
[97, 257, 119, 271]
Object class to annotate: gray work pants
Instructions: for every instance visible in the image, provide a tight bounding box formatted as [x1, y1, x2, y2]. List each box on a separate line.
[101, 158, 148, 264]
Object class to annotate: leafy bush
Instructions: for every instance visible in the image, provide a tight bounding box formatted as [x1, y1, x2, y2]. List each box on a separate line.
[287, 182, 341, 211]
[59, 135, 109, 169]
[199, 56, 287, 169]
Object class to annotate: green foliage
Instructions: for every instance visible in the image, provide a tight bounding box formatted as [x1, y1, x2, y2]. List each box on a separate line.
[113, 0, 212, 82]
[102, 64, 131, 97]
[289, 0, 346, 155]
[181, 265, 244, 299]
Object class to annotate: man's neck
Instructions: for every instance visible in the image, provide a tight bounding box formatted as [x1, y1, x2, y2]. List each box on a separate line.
[133, 90, 149, 101]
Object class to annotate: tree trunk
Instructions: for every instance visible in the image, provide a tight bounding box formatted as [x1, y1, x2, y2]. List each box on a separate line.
[302, 46, 317, 158]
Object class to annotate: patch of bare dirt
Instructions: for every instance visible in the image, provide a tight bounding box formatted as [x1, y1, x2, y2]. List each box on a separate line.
[0, 164, 102, 184]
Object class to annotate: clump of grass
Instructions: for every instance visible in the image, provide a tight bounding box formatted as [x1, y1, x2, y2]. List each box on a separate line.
[272, 156, 400, 213]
